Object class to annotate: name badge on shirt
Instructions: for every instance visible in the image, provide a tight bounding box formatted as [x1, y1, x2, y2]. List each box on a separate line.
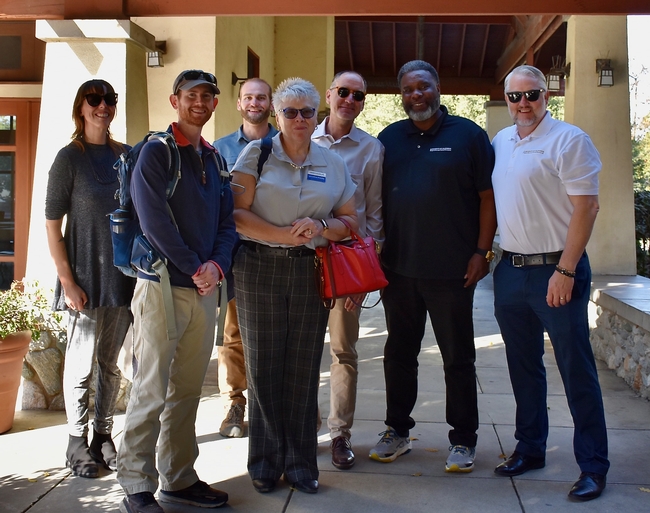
[307, 171, 326, 182]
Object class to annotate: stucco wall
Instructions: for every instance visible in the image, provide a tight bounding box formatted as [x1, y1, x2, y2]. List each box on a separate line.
[214, 16, 276, 140]
[565, 15, 636, 275]
[274, 17, 334, 116]
[131, 17, 218, 142]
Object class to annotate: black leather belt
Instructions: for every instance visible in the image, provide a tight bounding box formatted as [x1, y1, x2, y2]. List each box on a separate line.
[502, 250, 563, 267]
[242, 241, 315, 258]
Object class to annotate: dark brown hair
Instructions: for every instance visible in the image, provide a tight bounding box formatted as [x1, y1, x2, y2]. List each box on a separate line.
[71, 79, 123, 155]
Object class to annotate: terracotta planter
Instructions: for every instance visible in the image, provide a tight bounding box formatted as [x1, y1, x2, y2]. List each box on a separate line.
[0, 330, 32, 434]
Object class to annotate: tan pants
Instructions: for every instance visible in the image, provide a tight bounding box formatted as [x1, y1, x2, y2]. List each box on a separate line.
[326, 299, 361, 439]
[217, 298, 247, 409]
[117, 280, 217, 494]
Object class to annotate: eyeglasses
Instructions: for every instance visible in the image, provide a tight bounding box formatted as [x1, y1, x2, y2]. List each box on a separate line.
[332, 86, 366, 102]
[280, 107, 316, 119]
[505, 89, 545, 103]
[173, 70, 218, 94]
[85, 93, 118, 107]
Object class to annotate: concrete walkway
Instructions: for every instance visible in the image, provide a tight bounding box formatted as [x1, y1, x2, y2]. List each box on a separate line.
[2, 275, 650, 513]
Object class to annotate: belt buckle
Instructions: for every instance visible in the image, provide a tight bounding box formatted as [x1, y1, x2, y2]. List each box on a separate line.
[512, 254, 525, 267]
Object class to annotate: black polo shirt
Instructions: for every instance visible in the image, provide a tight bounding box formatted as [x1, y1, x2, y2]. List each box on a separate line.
[379, 106, 494, 280]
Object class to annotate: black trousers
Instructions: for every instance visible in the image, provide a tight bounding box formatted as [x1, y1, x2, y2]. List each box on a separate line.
[381, 269, 479, 447]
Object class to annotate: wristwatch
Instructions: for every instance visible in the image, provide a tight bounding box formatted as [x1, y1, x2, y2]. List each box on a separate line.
[476, 248, 495, 263]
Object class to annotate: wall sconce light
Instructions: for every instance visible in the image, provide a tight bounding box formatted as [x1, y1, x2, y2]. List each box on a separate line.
[231, 72, 250, 86]
[596, 59, 614, 87]
[546, 55, 570, 93]
[147, 41, 167, 68]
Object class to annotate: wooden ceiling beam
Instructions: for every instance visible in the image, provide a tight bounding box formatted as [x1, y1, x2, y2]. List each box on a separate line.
[2, 0, 649, 20]
[494, 15, 565, 84]
[478, 24, 489, 78]
[369, 21, 376, 75]
[346, 21, 354, 70]
[457, 24, 467, 76]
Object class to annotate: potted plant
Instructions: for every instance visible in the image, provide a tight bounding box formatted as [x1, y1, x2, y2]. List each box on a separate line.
[0, 280, 64, 434]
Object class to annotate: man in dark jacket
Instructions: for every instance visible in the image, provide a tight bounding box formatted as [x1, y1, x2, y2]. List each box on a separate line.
[117, 69, 237, 513]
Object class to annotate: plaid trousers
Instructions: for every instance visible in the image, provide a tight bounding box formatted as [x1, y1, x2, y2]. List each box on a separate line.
[234, 245, 328, 482]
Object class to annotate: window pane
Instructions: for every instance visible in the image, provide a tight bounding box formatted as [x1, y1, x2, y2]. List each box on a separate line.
[0, 152, 14, 255]
[0, 116, 16, 145]
[0, 262, 14, 290]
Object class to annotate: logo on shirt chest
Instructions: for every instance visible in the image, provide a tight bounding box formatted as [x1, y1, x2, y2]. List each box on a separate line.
[523, 150, 544, 154]
[430, 147, 452, 152]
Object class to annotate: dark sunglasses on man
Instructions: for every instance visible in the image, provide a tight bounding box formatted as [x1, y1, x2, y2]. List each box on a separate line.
[505, 89, 545, 103]
[331, 86, 366, 102]
[85, 93, 118, 107]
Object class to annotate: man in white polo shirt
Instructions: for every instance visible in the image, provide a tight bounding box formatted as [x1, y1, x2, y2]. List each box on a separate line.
[491, 64, 609, 502]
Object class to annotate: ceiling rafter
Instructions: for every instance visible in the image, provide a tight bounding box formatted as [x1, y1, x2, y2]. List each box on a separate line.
[478, 24, 490, 78]
[369, 21, 376, 75]
[457, 23, 467, 76]
[495, 15, 566, 84]
[345, 20, 353, 70]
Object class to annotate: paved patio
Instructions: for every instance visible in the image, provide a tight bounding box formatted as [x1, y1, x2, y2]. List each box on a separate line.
[1, 275, 650, 513]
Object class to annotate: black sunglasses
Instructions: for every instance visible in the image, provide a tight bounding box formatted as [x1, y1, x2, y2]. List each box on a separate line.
[180, 70, 217, 85]
[505, 89, 545, 103]
[85, 93, 118, 107]
[333, 86, 365, 102]
[280, 107, 316, 119]
[173, 69, 218, 94]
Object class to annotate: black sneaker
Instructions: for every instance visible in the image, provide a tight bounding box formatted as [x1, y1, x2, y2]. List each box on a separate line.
[159, 480, 228, 508]
[119, 492, 164, 513]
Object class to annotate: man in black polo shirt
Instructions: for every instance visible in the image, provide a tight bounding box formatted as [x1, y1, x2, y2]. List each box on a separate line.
[369, 60, 496, 474]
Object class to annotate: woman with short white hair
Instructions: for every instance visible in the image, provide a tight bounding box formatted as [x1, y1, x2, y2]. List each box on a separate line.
[231, 77, 358, 495]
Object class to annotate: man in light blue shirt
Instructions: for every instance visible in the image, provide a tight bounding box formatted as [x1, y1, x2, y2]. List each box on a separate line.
[312, 71, 384, 470]
[213, 78, 277, 439]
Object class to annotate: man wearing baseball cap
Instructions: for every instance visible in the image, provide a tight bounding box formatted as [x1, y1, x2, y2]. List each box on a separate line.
[117, 69, 236, 512]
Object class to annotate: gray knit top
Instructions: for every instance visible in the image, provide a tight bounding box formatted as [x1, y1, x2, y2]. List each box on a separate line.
[45, 141, 135, 311]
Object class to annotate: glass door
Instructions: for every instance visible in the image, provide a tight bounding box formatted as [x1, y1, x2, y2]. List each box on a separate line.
[0, 100, 38, 289]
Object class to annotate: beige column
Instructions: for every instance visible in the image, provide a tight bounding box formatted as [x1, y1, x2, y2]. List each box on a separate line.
[565, 15, 636, 275]
[484, 100, 511, 141]
[274, 17, 335, 116]
[27, 20, 155, 285]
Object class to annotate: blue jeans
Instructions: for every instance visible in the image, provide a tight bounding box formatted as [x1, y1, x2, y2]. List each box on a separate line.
[493, 253, 609, 475]
[64, 306, 132, 437]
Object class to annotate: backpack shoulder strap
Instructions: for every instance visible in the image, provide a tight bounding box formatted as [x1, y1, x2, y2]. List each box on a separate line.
[257, 137, 273, 176]
[147, 131, 181, 199]
[213, 151, 230, 186]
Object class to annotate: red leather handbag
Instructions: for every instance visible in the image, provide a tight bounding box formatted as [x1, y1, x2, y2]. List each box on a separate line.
[315, 220, 388, 309]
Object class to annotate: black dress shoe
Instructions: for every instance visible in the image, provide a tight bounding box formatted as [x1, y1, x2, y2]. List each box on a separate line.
[568, 472, 606, 501]
[290, 479, 319, 494]
[494, 451, 545, 477]
[252, 478, 276, 493]
[331, 436, 355, 469]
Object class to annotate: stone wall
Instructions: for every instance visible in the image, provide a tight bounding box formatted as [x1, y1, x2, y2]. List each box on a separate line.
[21, 329, 132, 412]
[590, 305, 650, 399]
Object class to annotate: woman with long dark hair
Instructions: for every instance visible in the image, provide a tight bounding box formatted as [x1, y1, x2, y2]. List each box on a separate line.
[45, 79, 134, 478]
